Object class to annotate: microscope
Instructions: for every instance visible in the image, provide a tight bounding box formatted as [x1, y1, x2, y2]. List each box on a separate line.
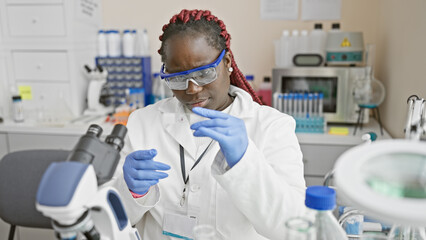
[83, 65, 113, 116]
[36, 124, 141, 240]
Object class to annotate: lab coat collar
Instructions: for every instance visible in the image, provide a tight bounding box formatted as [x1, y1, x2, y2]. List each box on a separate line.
[158, 86, 255, 159]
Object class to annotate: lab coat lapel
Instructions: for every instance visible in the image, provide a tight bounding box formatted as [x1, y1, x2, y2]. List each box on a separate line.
[159, 98, 197, 160]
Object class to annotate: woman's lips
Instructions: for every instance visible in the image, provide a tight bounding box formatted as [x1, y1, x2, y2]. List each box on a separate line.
[188, 99, 208, 108]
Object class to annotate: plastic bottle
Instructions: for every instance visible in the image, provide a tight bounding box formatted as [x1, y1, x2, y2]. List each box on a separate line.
[97, 30, 108, 57]
[122, 29, 135, 57]
[245, 75, 255, 90]
[299, 30, 310, 54]
[304, 186, 348, 240]
[309, 23, 327, 60]
[290, 30, 300, 66]
[12, 95, 24, 123]
[107, 30, 121, 57]
[257, 77, 272, 106]
[136, 29, 150, 57]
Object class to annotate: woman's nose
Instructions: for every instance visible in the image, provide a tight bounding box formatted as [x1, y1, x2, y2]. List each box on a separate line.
[186, 79, 203, 94]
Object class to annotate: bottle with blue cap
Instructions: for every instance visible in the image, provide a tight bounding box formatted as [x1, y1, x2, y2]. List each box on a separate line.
[304, 186, 348, 240]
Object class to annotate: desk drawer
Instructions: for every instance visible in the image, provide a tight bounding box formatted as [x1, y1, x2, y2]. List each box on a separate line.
[7, 5, 66, 37]
[301, 144, 352, 176]
[13, 51, 69, 82]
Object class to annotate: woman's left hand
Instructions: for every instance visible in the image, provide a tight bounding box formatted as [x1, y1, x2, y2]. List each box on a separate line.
[190, 107, 248, 168]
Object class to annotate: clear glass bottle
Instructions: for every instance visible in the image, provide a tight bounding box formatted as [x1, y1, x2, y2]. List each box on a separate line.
[304, 186, 348, 240]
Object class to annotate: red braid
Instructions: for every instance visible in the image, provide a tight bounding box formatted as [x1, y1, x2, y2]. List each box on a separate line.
[159, 9, 263, 105]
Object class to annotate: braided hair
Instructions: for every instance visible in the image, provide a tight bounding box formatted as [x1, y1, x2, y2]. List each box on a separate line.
[158, 9, 263, 104]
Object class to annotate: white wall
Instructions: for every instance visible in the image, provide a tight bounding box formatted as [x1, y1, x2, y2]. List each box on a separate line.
[375, 0, 426, 138]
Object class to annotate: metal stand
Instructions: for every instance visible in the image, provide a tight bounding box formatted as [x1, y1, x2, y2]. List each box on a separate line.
[353, 106, 384, 136]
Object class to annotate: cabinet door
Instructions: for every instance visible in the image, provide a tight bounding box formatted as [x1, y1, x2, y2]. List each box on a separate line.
[8, 133, 79, 152]
[13, 51, 69, 82]
[7, 5, 66, 37]
[301, 144, 353, 176]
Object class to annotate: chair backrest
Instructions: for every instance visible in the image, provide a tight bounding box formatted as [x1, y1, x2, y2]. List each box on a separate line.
[0, 149, 69, 229]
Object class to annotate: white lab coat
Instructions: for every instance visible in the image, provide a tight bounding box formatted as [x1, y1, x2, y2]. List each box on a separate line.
[109, 86, 306, 240]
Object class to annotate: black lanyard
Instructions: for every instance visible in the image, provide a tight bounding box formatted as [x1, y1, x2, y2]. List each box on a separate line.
[179, 140, 213, 206]
[179, 140, 213, 185]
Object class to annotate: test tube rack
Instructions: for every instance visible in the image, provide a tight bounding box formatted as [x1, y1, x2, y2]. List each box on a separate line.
[95, 56, 152, 106]
[273, 92, 326, 133]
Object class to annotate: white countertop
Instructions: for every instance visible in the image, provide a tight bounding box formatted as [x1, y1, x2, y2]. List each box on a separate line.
[0, 115, 392, 145]
[0, 115, 114, 136]
[297, 119, 392, 146]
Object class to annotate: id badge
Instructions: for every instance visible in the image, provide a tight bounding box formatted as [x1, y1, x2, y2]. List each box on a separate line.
[163, 212, 198, 239]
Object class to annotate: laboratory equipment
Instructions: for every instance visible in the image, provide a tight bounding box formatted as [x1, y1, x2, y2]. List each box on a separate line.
[285, 217, 315, 240]
[96, 55, 152, 106]
[304, 186, 348, 240]
[353, 44, 386, 135]
[272, 67, 369, 124]
[405, 95, 426, 141]
[36, 124, 141, 240]
[325, 31, 364, 66]
[11, 95, 24, 122]
[83, 65, 113, 116]
[293, 54, 324, 67]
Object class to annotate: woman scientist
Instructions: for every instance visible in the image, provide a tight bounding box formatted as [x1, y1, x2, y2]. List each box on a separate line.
[110, 9, 306, 240]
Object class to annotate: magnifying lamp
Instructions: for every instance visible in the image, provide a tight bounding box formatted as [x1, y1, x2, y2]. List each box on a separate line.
[334, 139, 426, 227]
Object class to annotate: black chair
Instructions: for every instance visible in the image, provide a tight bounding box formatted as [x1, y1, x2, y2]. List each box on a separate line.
[0, 149, 69, 240]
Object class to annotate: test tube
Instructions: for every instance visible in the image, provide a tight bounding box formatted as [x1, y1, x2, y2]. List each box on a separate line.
[308, 93, 313, 118]
[277, 93, 283, 112]
[303, 93, 308, 118]
[283, 93, 288, 113]
[288, 93, 294, 116]
[313, 93, 319, 117]
[273, 92, 279, 109]
[319, 93, 324, 117]
[297, 93, 303, 118]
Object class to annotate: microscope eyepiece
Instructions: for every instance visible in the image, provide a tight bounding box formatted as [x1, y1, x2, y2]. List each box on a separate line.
[86, 124, 103, 138]
[105, 124, 127, 151]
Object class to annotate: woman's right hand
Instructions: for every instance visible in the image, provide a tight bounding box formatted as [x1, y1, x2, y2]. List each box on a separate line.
[123, 149, 171, 195]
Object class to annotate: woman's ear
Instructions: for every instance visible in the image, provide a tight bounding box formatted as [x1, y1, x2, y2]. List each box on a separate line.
[224, 51, 232, 75]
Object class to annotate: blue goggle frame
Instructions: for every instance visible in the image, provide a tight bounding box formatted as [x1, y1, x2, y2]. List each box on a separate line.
[159, 49, 226, 89]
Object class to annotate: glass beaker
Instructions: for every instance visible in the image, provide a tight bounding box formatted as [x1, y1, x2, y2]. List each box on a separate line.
[285, 217, 315, 240]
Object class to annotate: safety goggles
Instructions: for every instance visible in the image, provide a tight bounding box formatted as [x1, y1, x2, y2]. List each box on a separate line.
[160, 49, 226, 90]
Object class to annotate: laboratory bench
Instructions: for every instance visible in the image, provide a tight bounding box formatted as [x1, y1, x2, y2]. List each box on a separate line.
[0, 117, 391, 240]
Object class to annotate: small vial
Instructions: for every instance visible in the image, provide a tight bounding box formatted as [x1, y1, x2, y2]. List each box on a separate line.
[12, 95, 24, 122]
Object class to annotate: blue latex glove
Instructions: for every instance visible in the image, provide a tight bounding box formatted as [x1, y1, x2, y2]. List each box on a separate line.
[190, 107, 248, 168]
[123, 149, 171, 195]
